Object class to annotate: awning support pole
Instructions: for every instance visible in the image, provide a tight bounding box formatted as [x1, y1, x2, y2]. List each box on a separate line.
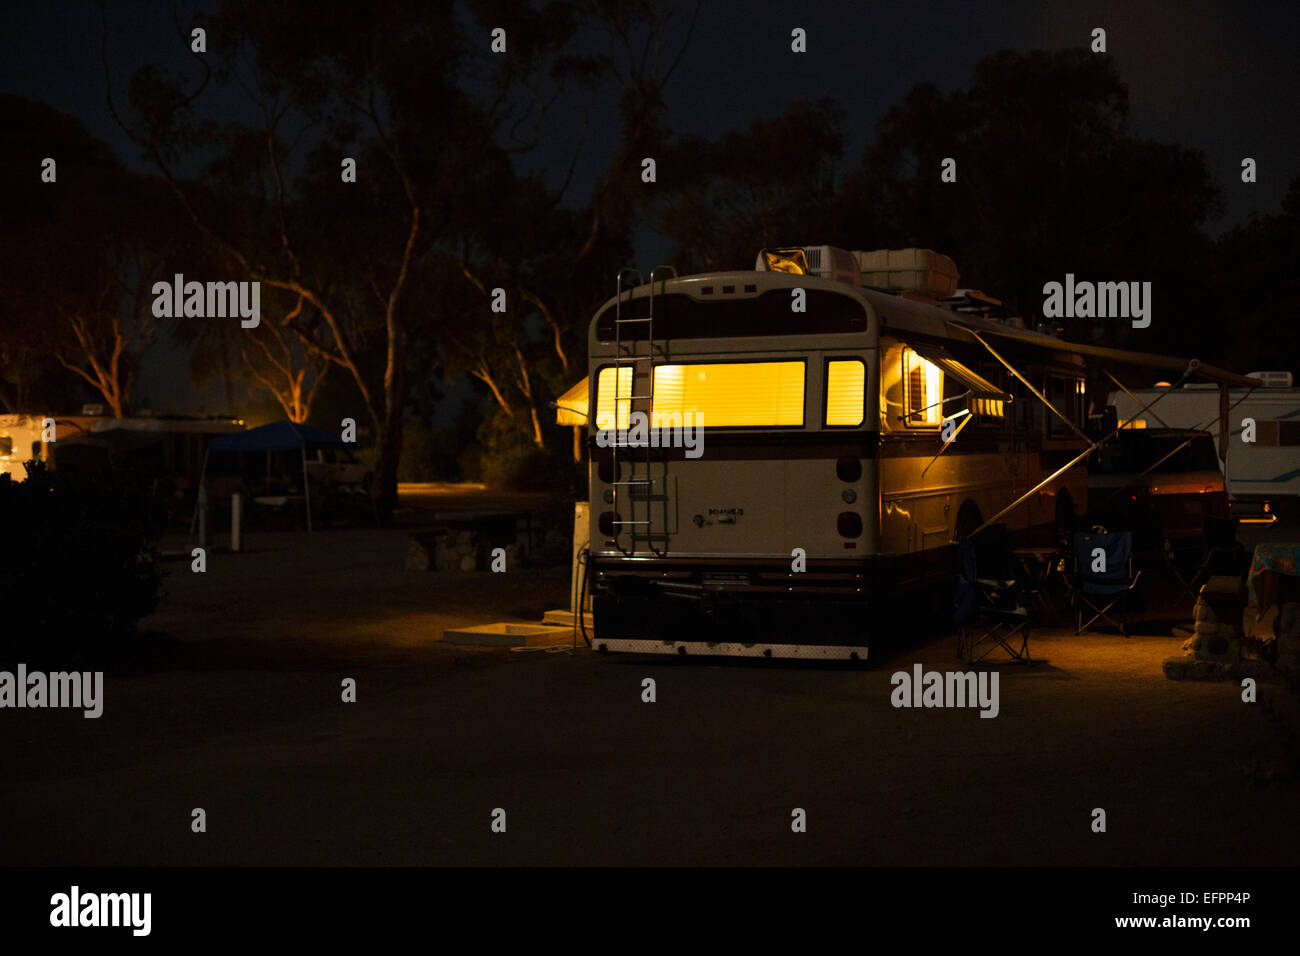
[970, 445, 1097, 537]
[960, 327, 1092, 444]
[1099, 373, 1258, 502]
[967, 359, 1198, 538]
[921, 411, 973, 477]
[302, 446, 312, 533]
[1101, 435, 1199, 506]
[1104, 370, 1170, 428]
[1218, 384, 1230, 461]
[1193, 388, 1256, 440]
[906, 389, 974, 424]
[190, 448, 210, 541]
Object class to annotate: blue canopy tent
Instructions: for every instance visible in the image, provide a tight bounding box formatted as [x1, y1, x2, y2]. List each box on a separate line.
[197, 420, 347, 534]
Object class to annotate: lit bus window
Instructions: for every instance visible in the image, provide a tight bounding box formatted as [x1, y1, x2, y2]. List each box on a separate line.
[970, 398, 1005, 418]
[651, 361, 804, 427]
[594, 367, 633, 431]
[597, 361, 806, 429]
[903, 348, 943, 426]
[825, 359, 866, 427]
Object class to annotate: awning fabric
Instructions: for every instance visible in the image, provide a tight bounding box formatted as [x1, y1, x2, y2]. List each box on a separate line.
[905, 340, 1014, 401]
[945, 318, 1259, 388]
[208, 420, 345, 452]
[555, 378, 589, 425]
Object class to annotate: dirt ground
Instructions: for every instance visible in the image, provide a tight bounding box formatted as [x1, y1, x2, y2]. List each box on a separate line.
[1, 506, 1296, 866]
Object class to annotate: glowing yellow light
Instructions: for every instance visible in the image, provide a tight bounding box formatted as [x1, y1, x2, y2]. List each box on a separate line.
[555, 378, 589, 425]
[826, 360, 866, 426]
[599, 361, 806, 429]
[903, 348, 944, 426]
[653, 361, 804, 427]
[762, 249, 810, 275]
[594, 367, 633, 431]
[971, 398, 1005, 417]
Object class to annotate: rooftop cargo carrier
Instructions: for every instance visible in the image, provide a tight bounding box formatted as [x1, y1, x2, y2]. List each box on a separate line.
[854, 248, 959, 298]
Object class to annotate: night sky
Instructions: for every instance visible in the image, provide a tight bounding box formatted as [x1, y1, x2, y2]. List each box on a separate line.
[4, 0, 1298, 411]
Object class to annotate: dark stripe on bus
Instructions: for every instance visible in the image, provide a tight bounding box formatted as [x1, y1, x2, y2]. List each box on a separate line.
[594, 289, 868, 340]
[589, 430, 1034, 461]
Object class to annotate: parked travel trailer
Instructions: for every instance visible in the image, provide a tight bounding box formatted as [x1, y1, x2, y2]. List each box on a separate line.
[1108, 374, 1300, 519]
[582, 246, 1253, 659]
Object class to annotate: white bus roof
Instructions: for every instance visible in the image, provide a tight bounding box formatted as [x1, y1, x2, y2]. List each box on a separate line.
[591, 270, 1257, 388]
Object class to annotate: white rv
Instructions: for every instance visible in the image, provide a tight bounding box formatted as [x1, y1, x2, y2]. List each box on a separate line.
[1108, 373, 1300, 518]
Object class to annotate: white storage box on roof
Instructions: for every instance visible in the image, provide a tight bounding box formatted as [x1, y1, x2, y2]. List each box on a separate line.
[855, 248, 959, 297]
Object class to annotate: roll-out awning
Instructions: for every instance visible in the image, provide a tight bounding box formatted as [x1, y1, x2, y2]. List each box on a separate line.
[944, 318, 1259, 389]
[554, 378, 589, 425]
[903, 339, 1014, 402]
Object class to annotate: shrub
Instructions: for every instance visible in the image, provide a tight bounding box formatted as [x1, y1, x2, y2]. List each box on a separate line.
[474, 410, 581, 493]
[0, 460, 164, 653]
[397, 420, 435, 482]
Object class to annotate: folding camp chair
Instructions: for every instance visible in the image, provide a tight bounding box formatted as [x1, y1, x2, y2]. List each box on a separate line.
[1172, 515, 1244, 606]
[1069, 531, 1144, 635]
[955, 526, 1033, 663]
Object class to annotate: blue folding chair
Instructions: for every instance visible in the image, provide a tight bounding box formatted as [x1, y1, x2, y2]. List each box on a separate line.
[1069, 531, 1143, 635]
[955, 528, 1033, 663]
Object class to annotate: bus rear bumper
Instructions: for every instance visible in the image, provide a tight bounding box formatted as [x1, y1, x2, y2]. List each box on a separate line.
[590, 588, 877, 660]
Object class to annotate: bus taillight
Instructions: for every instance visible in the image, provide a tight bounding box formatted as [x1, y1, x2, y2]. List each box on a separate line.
[597, 455, 620, 484]
[837, 512, 863, 538]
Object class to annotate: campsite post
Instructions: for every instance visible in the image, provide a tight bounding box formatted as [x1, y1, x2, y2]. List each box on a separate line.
[231, 492, 243, 552]
[197, 480, 208, 548]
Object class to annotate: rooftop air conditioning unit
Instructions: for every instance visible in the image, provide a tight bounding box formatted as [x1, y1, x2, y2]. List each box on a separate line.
[755, 245, 860, 285]
[1247, 371, 1293, 388]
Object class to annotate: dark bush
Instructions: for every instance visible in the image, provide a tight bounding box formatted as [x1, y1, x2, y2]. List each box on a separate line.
[0, 460, 164, 652]
[474, 409, 583, 494]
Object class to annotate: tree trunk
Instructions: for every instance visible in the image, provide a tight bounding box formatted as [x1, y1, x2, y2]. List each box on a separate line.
[371, 360, 404, 523]
[529, 405, 545, 448]
[371, 416, 402, 525]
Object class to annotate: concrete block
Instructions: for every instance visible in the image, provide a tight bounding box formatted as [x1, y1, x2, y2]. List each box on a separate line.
[442, 622, 572, 647]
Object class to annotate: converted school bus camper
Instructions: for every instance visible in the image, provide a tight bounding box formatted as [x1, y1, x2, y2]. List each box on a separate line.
[583, 246, 1253, 660]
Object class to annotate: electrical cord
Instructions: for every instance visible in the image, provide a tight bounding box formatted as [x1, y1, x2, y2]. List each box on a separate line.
[576, 545, 592, 647]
